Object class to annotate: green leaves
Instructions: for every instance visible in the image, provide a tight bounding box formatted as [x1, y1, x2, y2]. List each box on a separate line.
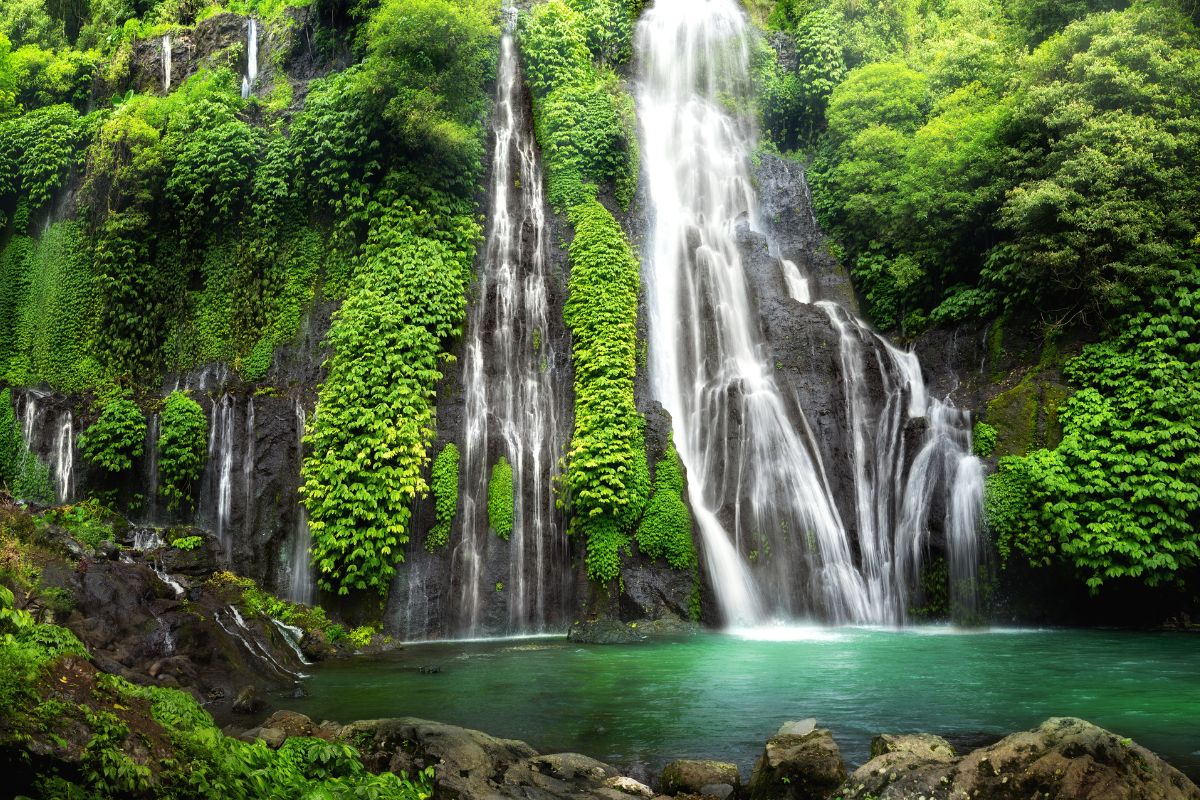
[426, 443, 459, 551]
[302, 193, 480, 597]
[987, 286, 1200, 591]
[487, 456, 513, 540]
[157, 391, 208, 512]
[636, 438, 696, 571]
[79, 395, 145, 472]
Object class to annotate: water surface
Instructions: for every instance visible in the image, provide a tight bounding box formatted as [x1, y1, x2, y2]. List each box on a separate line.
[280, 627, 1200, 781]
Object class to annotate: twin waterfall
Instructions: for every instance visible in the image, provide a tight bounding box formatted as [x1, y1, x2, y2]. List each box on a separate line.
[636, 0, 982, 624]
[6, 0, 984, 634]
[451, 26, 568, 635]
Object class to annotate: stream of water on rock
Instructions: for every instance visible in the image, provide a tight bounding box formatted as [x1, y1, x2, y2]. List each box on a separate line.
[636, 0, 983, 625]
[451, 12, 568, 635]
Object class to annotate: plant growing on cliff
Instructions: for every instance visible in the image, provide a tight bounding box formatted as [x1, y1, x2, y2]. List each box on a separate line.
[157, 391, 207, 512]
[0, 388, 53, 505]
[487, 456, 513, 540]
[79, 394, 146, 472]
[427, 443, 459, 551]
[636, 437, 695, 570]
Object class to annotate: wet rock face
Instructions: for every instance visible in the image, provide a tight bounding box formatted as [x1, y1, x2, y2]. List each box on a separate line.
[841, 718, 1200, 800]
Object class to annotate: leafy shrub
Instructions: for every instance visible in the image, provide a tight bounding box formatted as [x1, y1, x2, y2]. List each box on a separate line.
[487, 456, 513, 540]
[171, 534, 203, 551]
[80, 396, 146, 472]
[972, 421, 996, 458]
[426, 443, 458, 551]
[157, 391, 207, 512]
[636, 438, 695, 570]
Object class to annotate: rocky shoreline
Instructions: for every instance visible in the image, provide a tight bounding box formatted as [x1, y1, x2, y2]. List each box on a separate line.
[226, 711, 1200, 800]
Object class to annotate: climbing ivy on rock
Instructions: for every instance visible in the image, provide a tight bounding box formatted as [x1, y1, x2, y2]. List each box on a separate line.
[986, 285, 1200, 591]
[157, 391, 207, 512]
[637, 437, 695, 570]
[301, 194, 480, 596]
[79, 394, 146, 472]
[426, 443, 459, 551]
[488, 456, 513, 540]
[520, 0, 648, 584]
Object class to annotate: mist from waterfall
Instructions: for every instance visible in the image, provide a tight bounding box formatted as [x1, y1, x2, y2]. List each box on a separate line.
[453, 23, 567, 635]
[161, 35, 171, 92]
[635, 0, 983, 625]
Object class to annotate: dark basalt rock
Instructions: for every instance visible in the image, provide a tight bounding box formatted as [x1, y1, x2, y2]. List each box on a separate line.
[567, 618, 646, 644]
[841, 718, 1200, 800]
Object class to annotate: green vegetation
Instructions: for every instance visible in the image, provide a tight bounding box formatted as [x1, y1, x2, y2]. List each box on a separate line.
[426, 443, 458, 551]
[636, 437, 695, 570]
[762, 0, 1200, 597]
[520, 0, 648, 583]
[299, 0, 495, 598]
[0, 523, 431, 798]
[157, 391, 207, 512]
[171, 534, 203, 551]
[79, 394, 145, 472]
[0, 388, 54, 503]
[487, 456, 513, 540]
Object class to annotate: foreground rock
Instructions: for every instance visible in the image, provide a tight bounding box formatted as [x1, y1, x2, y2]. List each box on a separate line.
[841, 717, 1200, 800]
[660, 759, 740, 796]
[748, 723, 846, 800]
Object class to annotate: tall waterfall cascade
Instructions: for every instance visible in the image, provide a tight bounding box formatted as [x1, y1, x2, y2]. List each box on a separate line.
[241, 18, 258, 99]
[451, 19, 568, 635]
[635, 0, 983, 625]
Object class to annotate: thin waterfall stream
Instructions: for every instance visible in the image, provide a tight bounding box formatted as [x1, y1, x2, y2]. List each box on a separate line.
[451, 14, 567, 635]
[635, 0, 983, 625]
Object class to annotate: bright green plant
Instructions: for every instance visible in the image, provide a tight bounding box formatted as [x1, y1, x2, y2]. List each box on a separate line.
[637, 438, 695, 570]
[427, 443, 458, 551]
[972, 421, 996, 458]
[487, 456, 513, 540]
[79, 395, 145, 472]
[157, 391, 208, 512]
[171, 535, 203, 551]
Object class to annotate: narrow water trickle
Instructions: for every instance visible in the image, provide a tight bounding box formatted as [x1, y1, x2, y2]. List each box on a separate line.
[287, 397, 314, 605]
[52, 411, 75, 504]
[635, 0, 984, 625]
[161, 35, 172, 92]
[453, 14, 567, 636]
[203, 394, 236, 560]
[241, 18, 258, 99]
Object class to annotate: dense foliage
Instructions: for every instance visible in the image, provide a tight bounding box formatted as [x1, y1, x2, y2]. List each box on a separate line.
[299, 0, 494, 597]
[426, 443, 458, 551]
[0, 388, 54, 503]
[763, 0, 1200, 596]
[156, 390, 207, 512]
[79, 394, 145, 472]
[636, 438, 695, 570]
[487, 456, 513, 540]
[0, 511, 431, 799]
[520, 0, 648, 584]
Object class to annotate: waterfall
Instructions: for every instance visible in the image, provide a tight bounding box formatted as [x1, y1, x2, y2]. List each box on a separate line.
[142, 413, 160, 525]
[241, 18, 258, 99]
[52, 411, 74, 504]
[204, 394, 236, 558]
[161, 35, 171, 92]
[635, 0, 983, 624]
[287, 397, 314, 605]
[453, 23, 566, 635]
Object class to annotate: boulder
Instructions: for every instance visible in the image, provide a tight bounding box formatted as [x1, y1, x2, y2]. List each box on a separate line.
[261, 710, 314, 739]
[661, 759, 741, 795]
[748, 727, 846, 800]
[607, 776, 655, 797]
[232, 685, 263, 714]
[840, 718, 1200, 800]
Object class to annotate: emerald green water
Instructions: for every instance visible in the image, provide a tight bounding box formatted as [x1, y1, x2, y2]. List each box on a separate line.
[280, 627, 1200, 781]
